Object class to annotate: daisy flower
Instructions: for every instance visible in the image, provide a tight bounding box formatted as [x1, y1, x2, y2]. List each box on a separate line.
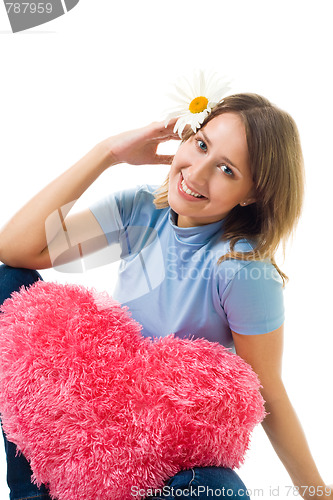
[164, 70, 232, 138]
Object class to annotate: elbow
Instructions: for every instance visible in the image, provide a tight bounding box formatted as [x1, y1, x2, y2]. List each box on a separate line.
[0, 238, 16, 267]
[0, 229, 16, 266]
[0, 252, 26, 269]
[0, 240, 36, 270]
[260, 375, 287, 407]
[0, 238, 13, 267]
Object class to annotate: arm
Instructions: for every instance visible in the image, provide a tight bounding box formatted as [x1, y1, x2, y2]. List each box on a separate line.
[0, 121, 178, 269]
[232, 325, 332, 500]
[0, 143, 112, 269]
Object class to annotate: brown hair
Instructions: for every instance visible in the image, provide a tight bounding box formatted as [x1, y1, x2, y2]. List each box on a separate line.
[153, 94, 305, 286]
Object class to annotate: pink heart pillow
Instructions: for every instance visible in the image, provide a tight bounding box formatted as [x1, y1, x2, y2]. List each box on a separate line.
[0, 281, 265, 500]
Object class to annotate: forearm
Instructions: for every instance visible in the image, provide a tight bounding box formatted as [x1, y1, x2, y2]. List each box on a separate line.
[262, 384, 326, 498]
[0, 141, 115, 266]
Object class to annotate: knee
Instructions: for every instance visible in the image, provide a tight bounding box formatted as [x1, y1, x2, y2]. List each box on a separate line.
[0, 264, 42, 285]
[0, 264, 43, 305]
[188, 467, 250, 499]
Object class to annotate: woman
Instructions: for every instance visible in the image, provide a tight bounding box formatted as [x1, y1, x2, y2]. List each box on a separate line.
[0, 93, 332, 500]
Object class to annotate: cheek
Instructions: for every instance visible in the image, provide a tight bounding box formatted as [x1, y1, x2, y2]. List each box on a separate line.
[172, 143, 191, 167]
[209, 178, 244, 204]
[168, 161, 179, 182]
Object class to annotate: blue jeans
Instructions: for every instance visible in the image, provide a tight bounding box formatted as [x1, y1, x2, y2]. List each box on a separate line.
[145, 467, 250, 498]
[0, 264, 250, 500]
[0, 264, 51, 500]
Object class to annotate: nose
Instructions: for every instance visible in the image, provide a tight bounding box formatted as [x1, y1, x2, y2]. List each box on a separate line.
[186, 158, 211, 189]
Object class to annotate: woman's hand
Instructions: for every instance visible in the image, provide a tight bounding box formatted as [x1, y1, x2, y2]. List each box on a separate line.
[102, 120, 180, 167]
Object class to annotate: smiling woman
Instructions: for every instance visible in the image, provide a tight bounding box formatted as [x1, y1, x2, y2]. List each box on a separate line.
[167, 113, 255, 228]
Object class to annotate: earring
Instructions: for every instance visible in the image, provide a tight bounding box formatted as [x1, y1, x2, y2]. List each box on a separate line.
[241, 202, 247, 206]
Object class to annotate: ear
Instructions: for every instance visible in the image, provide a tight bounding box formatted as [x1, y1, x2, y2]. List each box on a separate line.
[240, 197, 256, 207]
[240, 186, 257, 207]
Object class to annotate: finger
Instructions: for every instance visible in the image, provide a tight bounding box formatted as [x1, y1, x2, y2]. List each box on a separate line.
[148, 133, 180, 146]
[153, 134, 181, 144]
[153, 119, 179, 136]
[144, 121, 181, 144]
[163, 117, 178, 130]
[154, 154, 174, 165]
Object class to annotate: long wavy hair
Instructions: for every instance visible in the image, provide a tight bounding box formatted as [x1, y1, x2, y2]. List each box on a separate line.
[153, 94, 305, 286]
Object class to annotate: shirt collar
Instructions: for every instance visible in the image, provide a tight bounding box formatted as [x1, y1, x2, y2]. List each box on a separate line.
[168, 208, 225, 246]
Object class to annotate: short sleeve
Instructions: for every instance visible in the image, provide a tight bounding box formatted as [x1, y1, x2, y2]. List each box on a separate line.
[88, 186, 138, 245]
[220, 260, 285, 335]
[88, 185, 160, 261]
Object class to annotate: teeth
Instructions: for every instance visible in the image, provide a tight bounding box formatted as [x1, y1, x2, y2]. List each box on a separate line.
[181, 179, 203, 198]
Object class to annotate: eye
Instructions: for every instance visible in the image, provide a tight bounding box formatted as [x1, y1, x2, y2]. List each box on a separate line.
[195, 139, 207, 152]
[220, 164, 234, 176]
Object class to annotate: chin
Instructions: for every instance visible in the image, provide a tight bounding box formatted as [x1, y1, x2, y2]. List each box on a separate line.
[167, 194, 186, 217]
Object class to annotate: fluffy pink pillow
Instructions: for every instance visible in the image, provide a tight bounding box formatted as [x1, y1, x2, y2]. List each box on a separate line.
[0, 281, 265, 500]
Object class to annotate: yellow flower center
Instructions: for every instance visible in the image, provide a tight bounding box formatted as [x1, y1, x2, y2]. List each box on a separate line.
[189, 96, 209, 114]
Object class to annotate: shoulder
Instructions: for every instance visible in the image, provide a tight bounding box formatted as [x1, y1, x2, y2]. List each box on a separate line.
[211, 239, 285, 335]
[123, 184, 160, 212]
[108, 184, 159, 220]
[221, 259, 284, 302]
[112, 184, 172, 233]
[211, 237, 284, 303]
[88, 184, 162, 233]
[114, 183, 159, 206]
[211, 237, 272, 286]
[131, 183, 159, 198]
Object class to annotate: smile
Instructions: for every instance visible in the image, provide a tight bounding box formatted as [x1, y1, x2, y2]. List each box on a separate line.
[178, 173, 207, 200]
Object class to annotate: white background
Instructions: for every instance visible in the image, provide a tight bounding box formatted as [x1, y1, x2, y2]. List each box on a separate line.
[0, 0, 332, 498]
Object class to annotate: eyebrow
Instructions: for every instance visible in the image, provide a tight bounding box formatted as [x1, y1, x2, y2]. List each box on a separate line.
[200, 130, 242, 175]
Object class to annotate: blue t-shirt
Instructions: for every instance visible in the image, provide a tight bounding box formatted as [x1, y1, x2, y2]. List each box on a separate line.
[89, 184, 284, 349]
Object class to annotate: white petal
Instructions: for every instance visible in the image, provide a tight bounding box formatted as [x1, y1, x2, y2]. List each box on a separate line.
[207, 100, 218, 109]
[198, 70, 206, 96]
[198, 109, 209, 121]
[164, 114, 177, 127]
[178, 123, 187, 138]
[166, 92, 189, 106]
[174, 116, 189, 138]
[191, 114, 203, 131]
[182, 76, 197, 98]
[174, 80, 193, 101]
[173, 121, 180, 134]
[164, 111, 182, 125]
[191, 122, 197, 133]
[192, 70, 200, 97]
[205, 73, 232, 102]
[175, 114, 188, 128]
[163, 104, 192, 126]
[165, 105, 189, 115]
[205, 72, 219, 96]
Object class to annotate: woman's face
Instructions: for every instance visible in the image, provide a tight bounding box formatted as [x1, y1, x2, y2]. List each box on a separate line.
[168, 112, 256, 228]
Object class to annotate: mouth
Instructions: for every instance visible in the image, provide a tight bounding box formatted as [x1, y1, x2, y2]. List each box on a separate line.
[178, 173, 207, 200]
